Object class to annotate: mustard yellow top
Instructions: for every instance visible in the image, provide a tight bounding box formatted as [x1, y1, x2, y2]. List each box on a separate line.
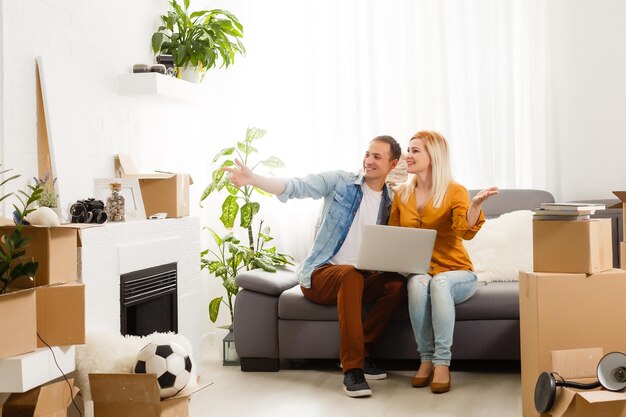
[388, 182, 485, 276]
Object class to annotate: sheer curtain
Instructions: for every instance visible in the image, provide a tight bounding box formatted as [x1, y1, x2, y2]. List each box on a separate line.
[203, 0, 551, 262]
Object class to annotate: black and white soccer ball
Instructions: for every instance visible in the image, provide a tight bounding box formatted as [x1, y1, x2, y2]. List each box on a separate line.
[134, 341, 193, 399]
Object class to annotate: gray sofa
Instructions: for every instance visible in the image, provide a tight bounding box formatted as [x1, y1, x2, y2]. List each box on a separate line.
[233, 189, 556, 371]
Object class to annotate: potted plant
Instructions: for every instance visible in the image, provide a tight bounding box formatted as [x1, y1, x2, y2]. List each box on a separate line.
[33, 173, 58, 209]
[200, 127, 293, 327]
[151, 0, 246, 83]
[0, 168, 43, 294]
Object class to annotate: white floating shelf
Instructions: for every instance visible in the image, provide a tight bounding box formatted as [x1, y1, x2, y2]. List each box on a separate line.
[0, 345, 76, 393]
[118, 73, 204, 105]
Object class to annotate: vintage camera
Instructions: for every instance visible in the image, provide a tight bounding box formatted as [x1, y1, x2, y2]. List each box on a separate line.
[70, 198, 108, 224]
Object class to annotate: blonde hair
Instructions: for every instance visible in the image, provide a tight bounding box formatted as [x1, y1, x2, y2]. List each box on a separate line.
[397, 130, 453, 208]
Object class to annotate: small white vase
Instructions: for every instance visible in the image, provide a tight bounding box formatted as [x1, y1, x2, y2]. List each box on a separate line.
[179, 66, 202, 83]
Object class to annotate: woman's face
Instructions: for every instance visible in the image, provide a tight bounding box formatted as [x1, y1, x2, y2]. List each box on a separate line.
[406, 138, 431, 175]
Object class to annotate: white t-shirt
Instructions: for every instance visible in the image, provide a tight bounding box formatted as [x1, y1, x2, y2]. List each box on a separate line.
[329, 183, 382, 266]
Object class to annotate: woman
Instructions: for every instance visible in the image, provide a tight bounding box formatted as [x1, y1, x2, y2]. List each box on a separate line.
[388, 131, 498, 393]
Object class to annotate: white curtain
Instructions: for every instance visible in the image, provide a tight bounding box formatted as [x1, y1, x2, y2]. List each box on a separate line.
[203, 0, 551, 262]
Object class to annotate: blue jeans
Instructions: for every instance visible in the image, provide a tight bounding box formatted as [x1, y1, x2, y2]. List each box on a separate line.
[407, 270, 478, 366]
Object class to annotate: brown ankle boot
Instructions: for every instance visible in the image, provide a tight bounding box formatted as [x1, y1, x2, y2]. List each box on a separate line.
[411, 361, 434, 387]
[430, 365, 451, 393]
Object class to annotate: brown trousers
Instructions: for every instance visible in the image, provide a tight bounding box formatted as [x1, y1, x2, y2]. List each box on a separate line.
[301, 264, 405, 372]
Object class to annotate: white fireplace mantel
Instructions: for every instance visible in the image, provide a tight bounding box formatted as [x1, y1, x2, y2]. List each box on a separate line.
[78, 217, 208, 373]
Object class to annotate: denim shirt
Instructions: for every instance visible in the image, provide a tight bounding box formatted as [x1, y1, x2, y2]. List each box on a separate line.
[277, 170, 393, 288]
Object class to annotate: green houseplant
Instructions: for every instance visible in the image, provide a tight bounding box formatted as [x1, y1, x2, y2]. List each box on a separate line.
[151, 0, 245, 82]
[0, 168, 43, 294]
[200, 127, 293, 324]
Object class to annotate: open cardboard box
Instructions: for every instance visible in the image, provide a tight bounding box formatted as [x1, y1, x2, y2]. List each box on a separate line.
[0, 288, 37, 359]
[1, 378, 79, 417]
[532, 218, 612, 274]
[0, 225, 80, 286]
[89, 373, 210, 417]
[519, 269, 626, 417]
[115, 154, 192, 218]
[544, 348, 626, 417]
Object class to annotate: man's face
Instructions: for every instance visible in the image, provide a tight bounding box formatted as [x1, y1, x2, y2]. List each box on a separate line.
[362, 140, 398, 182]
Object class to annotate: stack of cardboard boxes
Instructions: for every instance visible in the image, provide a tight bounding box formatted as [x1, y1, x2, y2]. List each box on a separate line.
[0, 225, 85, 417]
[520, 206, 626, 417]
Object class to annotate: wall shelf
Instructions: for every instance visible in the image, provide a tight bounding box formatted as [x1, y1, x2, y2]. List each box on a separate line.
[118, 73, 204, 105]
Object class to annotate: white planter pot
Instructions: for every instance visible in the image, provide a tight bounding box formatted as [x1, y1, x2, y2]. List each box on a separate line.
[179, 66, 202, 83]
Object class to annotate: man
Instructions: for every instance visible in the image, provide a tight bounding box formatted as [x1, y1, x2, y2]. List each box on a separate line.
[223, 135, 405, 397]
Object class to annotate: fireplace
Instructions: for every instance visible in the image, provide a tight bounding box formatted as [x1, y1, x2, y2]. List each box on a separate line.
[120, 262, 178, 336]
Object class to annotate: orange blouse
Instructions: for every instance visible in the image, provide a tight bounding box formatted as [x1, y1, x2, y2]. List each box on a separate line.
[388, 182, 485, 276]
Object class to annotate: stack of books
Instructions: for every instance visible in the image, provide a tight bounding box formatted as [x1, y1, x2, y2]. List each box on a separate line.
[532, 202, 606, 221]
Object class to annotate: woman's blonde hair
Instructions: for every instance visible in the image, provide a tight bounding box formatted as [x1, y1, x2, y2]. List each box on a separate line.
[397, 130, 453, 208]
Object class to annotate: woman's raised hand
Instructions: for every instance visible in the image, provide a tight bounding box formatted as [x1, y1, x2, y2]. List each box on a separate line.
[471, 186, 499, 207]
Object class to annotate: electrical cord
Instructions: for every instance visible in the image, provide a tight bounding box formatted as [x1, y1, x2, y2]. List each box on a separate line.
[36, 333, 82, 417]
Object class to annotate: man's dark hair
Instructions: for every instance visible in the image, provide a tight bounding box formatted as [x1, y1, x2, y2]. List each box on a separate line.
[371, 135, 401, 161]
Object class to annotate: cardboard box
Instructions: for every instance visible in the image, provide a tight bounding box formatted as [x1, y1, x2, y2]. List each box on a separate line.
[116, 154, 192, 218]
[36, 282, 85, 348]
[88, 373, 210, 417]
[0, 289, 37, 359]
[543, 348, 626, 417]
[0, 226, 78, 286]
[1, 378, 79, 417]
[519, 270, 626, 417]
[611, 191, 626, 241]
[533, 219, 612, 273]
[0, 346, 76, 392]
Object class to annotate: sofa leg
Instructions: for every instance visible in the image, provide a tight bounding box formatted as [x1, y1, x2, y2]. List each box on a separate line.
[240, 358, 280, 372]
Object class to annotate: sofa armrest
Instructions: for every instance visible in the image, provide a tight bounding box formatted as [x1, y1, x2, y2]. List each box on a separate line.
[235, 267, 299, 296]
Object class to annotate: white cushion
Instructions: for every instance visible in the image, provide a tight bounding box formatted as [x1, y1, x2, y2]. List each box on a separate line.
[463, 210, 533, 283]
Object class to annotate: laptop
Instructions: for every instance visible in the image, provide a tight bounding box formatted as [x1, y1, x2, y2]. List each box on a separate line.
[356, 225, 437, 274]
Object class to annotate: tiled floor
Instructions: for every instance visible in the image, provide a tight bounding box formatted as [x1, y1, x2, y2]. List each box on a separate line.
[189, 339, 523, 417]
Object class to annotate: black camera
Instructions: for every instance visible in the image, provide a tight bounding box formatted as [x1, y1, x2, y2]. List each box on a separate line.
[70, 198, 108, 224]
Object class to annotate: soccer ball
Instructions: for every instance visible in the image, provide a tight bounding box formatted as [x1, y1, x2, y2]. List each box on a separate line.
[134, 341, 193, 399]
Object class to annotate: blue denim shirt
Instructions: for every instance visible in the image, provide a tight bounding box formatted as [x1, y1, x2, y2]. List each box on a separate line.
[277, 170, 393, 288]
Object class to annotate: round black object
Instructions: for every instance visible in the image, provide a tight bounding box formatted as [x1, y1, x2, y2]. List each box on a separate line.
[535, 372, 557, 413]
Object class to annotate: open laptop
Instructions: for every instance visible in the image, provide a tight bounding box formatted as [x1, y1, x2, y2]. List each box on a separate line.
[356, 225, 437, 274]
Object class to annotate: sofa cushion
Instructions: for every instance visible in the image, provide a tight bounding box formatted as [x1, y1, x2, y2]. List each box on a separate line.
[236, 268, 298, 296]
[279, 285, 339, 321]
[455, 282, 519, 320]
[278, 281, 519, 321]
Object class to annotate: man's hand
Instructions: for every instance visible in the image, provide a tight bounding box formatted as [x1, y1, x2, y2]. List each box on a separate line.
[222, 159, 254, 188]
[221, 158, 286, 195]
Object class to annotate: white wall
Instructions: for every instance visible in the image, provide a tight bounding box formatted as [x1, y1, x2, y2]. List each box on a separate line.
[0, 0, 235, 330]
[548, 0, 626, 201]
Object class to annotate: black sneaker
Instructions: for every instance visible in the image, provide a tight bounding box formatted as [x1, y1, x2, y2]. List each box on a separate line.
[343, 368, 372, 397]
[364, 358, 387, 380]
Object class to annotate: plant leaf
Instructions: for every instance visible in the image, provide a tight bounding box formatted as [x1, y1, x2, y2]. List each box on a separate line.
[259, 156, 286, 169]
[209, 297, 222, 323]
[151, 32, 164, 54]
[239, 202, 259, 228]
[212, 147, 235, 163]
[219, 195, 239, 229]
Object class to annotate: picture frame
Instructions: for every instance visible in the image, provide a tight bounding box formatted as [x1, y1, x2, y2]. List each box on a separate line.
[94, 178, 146, 222]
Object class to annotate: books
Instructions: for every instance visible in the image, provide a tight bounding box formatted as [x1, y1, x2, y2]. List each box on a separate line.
[539, 202, 606, 212]
[533, 214, 591, 221]
[533, 202, 604, 221]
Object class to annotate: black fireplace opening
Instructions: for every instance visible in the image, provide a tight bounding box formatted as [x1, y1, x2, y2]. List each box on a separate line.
[120, 262, 178, 336]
